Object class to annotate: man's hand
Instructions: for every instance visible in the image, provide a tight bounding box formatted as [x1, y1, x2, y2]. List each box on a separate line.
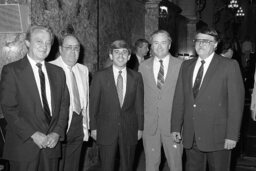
[224, 139, 237, 150]
[31, 131, 48, 149]
[251, 110, 256, 121]
[138, 130, 143, 140]
[91, 130, 97, 140]
[171, 132, 182, 143]
[46, 132, 60, 149]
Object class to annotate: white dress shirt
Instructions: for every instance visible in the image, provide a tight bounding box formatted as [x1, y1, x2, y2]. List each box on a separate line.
[192, 53, 214, 87]
[113, 66, 127, 103]
[153, 55, 170, 84]
[27, 55, 52, 115]
[50, 56, 90, 141]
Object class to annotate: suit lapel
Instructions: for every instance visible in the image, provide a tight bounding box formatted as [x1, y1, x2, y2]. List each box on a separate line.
[122, 69, 132, 109]
[45, 63, 56, 121]
[146, 58, 158, 90]
[186, 59, 197, 101]
[22, 57, 49, 129]
[196, 55, 219, 99]
[106, 66, 121, 108]
[162, 56, 175, 91]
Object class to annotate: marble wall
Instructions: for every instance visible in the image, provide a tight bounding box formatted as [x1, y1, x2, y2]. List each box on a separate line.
[0, 0, 146, 73]
[31, 0, 97, 71]
[0, 0, 29, 78]
[98, 0, 146, 69]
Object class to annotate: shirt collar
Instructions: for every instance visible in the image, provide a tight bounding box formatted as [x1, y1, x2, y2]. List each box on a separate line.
[154, 54, 170, 63]
[27, 54, 45, 67]
[60, 56, 77, 71]
[112, 65, 126, 74]
[197, 52, 214, 64]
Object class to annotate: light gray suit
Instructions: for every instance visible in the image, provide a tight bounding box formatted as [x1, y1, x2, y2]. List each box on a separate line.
[139, 55, 183, 171]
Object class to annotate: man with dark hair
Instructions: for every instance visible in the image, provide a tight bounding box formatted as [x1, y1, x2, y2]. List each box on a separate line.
[127, 38, 149, 71]
[171, 27, 245, 171]
[90, 40, 144, 171]
[50, 32, 89, 171]
[0, 25, 69, 171]
[139, 30, 183, 171]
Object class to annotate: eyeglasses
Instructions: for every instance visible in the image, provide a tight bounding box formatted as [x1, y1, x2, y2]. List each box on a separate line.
[63, 45, 80, 51]
[193, 39, 215, 46]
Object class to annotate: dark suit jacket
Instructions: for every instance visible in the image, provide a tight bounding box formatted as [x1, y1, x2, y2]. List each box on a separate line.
[89, 66, 144, 145]
[127, 54, 140, 71]
[0, 56, 70, 161]
[171, 54, 245, 152]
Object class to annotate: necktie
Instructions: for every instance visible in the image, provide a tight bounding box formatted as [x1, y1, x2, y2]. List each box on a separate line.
[157, 60, 164, 89]
[36, 63, 51, 124]
[69, 68, 81, 114]
[193, 60, 205, 98]
[117, 70, 123, 107]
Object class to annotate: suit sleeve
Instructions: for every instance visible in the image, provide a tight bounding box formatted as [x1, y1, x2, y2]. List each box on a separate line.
[136, 72, 144, 130]
[52, 70, 70, 141]
[82, 67, 90, 141]
[0, 65, 35, 142]
[251, 70, 256, 111]
[171, 62, 185, 133]
[226, 60, 245, 141]
[89, 73, 101, 130]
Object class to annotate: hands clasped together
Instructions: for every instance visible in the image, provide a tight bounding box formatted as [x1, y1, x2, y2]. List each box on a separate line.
[31, 131, 60, 149]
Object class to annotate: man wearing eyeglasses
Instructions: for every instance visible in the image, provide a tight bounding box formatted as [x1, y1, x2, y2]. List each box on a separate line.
[171, 27, 245, 171]
[50, 32, 89, 171]
[90, 40, 144, 171]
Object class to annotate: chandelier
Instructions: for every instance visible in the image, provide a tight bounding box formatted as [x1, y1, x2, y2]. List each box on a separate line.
[236, 6, 245, 17]
[228, 0, 239, 9]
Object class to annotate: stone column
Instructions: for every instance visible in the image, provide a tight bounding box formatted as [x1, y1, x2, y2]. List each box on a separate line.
[145, 0, 161, 41]
[177, 0, 197, 56]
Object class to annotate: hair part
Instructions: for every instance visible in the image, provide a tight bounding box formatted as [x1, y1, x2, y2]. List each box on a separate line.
[196, 27, 219, 42]
[59, 27, 80, 46]
[134, 39, 149, 51]
[59, 33, 80, 46]
[109, 40, 131, 55]
[25, 25, 54, 43]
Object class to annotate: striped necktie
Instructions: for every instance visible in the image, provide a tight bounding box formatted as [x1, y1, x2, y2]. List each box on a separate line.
[193, 60, 205, 98]
[157, 60, 164, 89]
[117, 70, 123, 107]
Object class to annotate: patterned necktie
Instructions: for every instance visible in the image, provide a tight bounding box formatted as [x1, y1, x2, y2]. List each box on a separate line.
[157, 60, 164, 89]
[117, 70, 123, 107]
[193, 60, 205, 98]
[69, 68, 81, 114]
[36, 63, 51, 124]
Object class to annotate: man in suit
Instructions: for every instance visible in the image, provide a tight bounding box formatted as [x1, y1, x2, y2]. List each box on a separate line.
[90, 40, 144, 171]
[171, 27, 245, 171]
[127, 39, 149, 71]
[50, 33, 89, 171]
[0, 25, 69, 171]
[139, 30, 183, 171]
